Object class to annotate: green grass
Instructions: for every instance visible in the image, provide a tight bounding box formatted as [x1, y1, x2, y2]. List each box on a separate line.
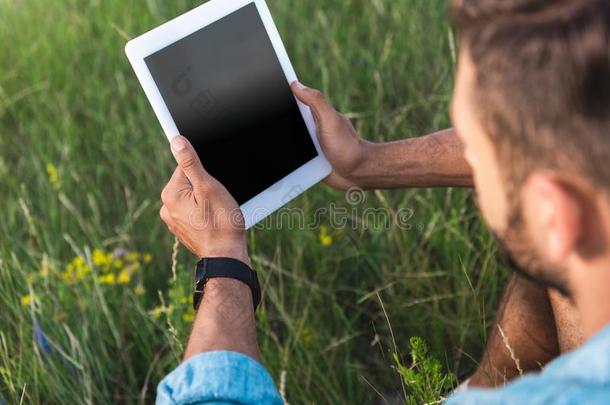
[0, 0, 509, 403]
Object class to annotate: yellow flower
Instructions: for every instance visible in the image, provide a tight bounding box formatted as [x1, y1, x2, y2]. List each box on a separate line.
[318, 226, 334, 247]
[76, 263, 90, 280]
[117, 269, 132, 285]
[319, 234, 333, 247]
[92, 249, 111, 268]
[134, 285, 145, 296]
[125, 262, 141, 273]
[46, 163, 60, 191]
[21, 294, 33, 307]
[112, 259, 124, 269]
[124, 251, 140, 263]
[61, 270, 75, 284]
[98, 273, 116, 285]
[61, 256, 91, 285]
[182, 312, 195, 323]
[143, 253, 153, 264]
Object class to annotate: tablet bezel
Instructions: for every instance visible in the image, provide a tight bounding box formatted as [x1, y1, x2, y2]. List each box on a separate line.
[125, 0, 331, 229]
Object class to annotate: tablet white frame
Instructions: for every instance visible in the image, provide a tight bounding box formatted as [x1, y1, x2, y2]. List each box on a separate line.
[125, 0, 331, 229]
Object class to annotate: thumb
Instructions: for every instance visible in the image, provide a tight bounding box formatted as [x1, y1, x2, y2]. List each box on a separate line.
[290, 81, 336, 119]
[170, 136, 209, 187]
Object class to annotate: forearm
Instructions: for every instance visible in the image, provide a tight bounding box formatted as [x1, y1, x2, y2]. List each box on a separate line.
[183, 278, 260, 362]
[355, 129, 473, 190]
[159, 278, 281, 404]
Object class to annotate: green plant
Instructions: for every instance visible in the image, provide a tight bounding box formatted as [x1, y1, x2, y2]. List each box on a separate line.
[395, 337, 456, 404]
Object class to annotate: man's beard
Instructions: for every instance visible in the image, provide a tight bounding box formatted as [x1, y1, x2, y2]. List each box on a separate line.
[492, 202, 572, 298]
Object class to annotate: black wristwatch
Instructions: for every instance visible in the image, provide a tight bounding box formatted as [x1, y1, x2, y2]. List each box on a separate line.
[193, 257, 261, 311]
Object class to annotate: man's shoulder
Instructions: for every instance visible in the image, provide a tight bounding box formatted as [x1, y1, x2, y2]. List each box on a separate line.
[448, 325, 610, 405]
[447, 375, 610, 405]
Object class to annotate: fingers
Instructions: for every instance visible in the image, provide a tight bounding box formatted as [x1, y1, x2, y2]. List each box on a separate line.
[170, 136, 209, 187]
[161, 166, 191, 207]
[160, 205, 176, 234]
[160, 205, 180, 240]
[290, 81, 337, 121]
[160, 205, 170, 223]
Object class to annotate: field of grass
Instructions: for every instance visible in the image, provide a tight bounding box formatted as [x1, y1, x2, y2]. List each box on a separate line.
[0, 0, 509, 403]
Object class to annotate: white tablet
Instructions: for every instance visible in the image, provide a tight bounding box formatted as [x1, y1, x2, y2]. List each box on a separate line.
[125, 0, 331, 229]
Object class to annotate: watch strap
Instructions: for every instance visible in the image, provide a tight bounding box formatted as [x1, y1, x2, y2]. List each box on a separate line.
[194, 257, 260, 311]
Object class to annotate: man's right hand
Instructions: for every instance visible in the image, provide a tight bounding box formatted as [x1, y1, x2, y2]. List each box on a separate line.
[291, 81, 372, 191]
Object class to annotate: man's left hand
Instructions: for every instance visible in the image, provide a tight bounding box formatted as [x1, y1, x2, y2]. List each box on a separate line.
[160, 136, 250, 266]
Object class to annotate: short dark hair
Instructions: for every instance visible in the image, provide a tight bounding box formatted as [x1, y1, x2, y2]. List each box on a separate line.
[451, 0, 555, 26]
[452, 0, 610, 194]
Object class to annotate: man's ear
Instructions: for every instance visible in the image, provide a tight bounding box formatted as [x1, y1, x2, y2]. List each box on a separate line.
[522, 172, 584, 263]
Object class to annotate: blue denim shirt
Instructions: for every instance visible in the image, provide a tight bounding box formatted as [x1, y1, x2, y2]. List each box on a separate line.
[447, 324, 610, 404]
[157, 324, 610, 404]
[157, 351, 283, 404]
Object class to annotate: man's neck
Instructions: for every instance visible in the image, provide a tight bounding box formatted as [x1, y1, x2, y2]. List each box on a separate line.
[571, 258, 610, 339]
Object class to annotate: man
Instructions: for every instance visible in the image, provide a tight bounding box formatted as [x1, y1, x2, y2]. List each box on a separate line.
[156, 0, 610, 402]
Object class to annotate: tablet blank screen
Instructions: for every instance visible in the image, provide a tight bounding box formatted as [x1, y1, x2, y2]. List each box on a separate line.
[145, 2, 318, 205]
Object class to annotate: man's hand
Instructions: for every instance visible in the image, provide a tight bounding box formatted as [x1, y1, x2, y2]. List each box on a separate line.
[160, 136, 259, 362]
[291, 81, 473, 190]
[160, 136, 250, 266]
[291, 81, 372, 190]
